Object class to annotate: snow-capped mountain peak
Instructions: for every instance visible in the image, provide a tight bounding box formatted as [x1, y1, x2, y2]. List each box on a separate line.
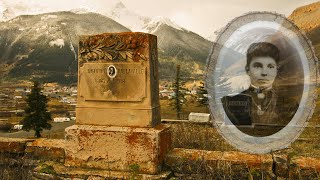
[143, 16, 185, 33]
[114, 1, 126, 10]
[107, 2, 184, 33]
[110, 1, 127, 18]
[107, 1, 150, 31]
[0, 1, 16, 22]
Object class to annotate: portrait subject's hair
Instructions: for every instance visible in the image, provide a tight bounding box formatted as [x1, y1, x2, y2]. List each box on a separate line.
[246, 42, 280, 71]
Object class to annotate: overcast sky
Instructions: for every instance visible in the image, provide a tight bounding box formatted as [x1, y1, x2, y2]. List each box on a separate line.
[0, 0, 318, 38]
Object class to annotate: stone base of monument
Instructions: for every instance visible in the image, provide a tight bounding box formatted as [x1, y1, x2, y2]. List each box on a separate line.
[64, 124, 171, 175]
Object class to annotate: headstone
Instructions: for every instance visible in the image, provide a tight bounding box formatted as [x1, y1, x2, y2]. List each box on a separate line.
[188, 112, 211, 123]
[76, 32, 161, 127]
[65, 32, 171, 175]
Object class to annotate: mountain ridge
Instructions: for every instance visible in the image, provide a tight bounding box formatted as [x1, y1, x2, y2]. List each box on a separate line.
[0, 11, 131, 84]
[0, 11, 211, 84]
[289, 1, 320, 32]
[288, 1, 320, 59]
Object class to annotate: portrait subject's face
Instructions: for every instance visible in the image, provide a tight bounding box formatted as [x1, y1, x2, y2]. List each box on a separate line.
[247, 56, 277, 89]
[109, 67, 115, 75]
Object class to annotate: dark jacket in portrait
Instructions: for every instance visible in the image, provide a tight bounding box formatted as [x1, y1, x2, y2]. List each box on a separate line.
[221, 86, 299, 136]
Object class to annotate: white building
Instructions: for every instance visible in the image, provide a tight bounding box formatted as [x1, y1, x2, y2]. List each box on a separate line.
[13, 124, 23, 130]
[53, 117, 70, 122]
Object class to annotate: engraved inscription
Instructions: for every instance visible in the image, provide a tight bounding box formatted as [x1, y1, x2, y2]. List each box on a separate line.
[79, 63, 146, 102]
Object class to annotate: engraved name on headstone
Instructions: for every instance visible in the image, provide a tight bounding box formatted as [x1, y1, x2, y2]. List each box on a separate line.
[80, 63, 146, 101]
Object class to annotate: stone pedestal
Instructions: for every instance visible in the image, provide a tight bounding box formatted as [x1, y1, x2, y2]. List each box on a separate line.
[65, 124, 171, 174]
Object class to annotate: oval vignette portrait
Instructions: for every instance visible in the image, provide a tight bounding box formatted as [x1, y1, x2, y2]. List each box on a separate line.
[205, 12, 318, 154]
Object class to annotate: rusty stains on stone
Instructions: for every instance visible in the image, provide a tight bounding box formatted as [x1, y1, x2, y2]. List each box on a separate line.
[126, 130, 140, 146]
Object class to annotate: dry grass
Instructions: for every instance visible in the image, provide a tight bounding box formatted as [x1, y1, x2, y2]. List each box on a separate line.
[169, 122, 320, 157]
[167, 113, 320, 157]
[169, 122, 235, 151]
[0, 153, 34, 180]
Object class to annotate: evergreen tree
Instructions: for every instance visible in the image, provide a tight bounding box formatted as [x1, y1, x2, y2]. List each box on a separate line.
[21, 81, 52, 138]
[170, 65, 187, 120]
[197, 81, 208, 106]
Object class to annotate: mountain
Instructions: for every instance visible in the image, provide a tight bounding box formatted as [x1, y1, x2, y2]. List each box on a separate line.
[0, 11, 130, 84]
[0, 10, 212, 83]
[144, 17, 212, 79]
[288, 1, 320, 59]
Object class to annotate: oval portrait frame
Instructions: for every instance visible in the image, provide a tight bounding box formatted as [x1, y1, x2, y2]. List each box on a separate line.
[205, 12, 318, 154]
[107, 65, 117, 79]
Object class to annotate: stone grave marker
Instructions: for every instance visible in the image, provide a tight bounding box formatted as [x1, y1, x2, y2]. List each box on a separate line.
[76, 32, 160, 127]
[65, 32, 171, 175]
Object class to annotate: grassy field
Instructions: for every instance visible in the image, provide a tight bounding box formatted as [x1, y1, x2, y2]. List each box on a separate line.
[0, 121, 74, 139]
[166, 95, 320, 157]
[47, 98, 75, 117]
[0, 98, 75, 126]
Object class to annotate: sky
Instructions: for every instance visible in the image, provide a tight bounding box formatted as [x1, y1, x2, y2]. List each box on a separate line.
[0, 0, 318, 39]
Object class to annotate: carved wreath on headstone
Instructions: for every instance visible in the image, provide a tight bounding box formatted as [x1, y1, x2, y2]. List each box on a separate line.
[79, 34, 147, 64]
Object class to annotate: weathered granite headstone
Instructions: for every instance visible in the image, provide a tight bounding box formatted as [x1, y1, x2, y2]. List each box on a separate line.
[65, 32, 171, 175]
